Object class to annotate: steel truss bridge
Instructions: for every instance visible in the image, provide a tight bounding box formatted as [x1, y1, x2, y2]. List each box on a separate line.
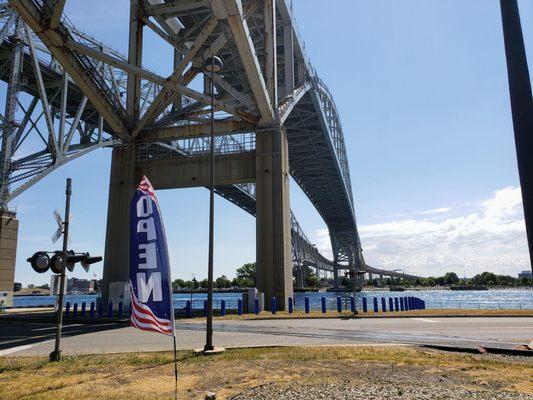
[0, 0, 416, 304]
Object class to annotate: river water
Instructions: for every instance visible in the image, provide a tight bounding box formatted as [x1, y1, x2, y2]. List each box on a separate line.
[12, 288, 533, 310]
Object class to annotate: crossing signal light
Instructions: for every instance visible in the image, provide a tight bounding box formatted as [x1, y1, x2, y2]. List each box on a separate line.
[27, 252, 51, 273]
[27, 251, 102, 274]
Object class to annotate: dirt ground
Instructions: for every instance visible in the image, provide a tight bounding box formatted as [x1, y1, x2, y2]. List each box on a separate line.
[0, 346, 531, 399]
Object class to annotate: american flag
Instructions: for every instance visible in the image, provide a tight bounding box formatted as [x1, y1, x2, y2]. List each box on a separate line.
[129, 176, 175, 337]
[130, 286, 173, 335]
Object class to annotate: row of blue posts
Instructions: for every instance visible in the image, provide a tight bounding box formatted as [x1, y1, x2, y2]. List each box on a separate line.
[64, 301, 127, 319]
[63, 295, 426, 319]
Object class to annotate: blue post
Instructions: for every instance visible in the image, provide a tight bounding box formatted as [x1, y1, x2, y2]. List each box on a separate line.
[237, 298, 243, 316]
[186, 300, 192, 318]
[90, 302, 95, 318]
[422, 300, 426, 309]
[254, 298, 260, 315]
[65, 302, 70, 318]
[73, 303, 78, 318]
[221, 299, 226, 317]
[305, 296, 310, 314]
[118, 302, 123, 319]
[98, 302, 103, 318]
[350, 296, 355, 313]
[271, 297, 276, 314]
[373, 297, 378, 313]
[288, 297, 293, 314]
[394, 297, 399, 311]
[337, 296, 342, 313]
[400, 298, 404, 311]
[321, 296, 326, 313]
[381, 297, 386, 312]
[203, 300, 208, 317]
[81, 302, 86, 317]
[404, 297, 409, 311]
[362, 297, 368, 313]
[108, 301, 113, 318]
[389, 297, 394, 312]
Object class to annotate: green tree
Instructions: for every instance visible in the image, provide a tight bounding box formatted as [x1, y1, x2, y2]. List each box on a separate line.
[172, 279, 185, 290]
[443, 272, 460, 285]
[236, 262, 256, 285]
[215, 275, 231, 289]
[199, 279, 209, 289]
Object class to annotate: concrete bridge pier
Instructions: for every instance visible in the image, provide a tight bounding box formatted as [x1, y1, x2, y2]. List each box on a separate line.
[333, 266, 339, 290]
[102, 146, 139, 303]
[255, 126, 293, 311]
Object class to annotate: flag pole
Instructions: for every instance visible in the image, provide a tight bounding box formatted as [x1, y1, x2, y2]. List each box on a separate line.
[172, 328, 178, 400]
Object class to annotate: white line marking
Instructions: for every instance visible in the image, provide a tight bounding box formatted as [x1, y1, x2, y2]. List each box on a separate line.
[0, 344, 33, 356]
[410, 318, 440, 323]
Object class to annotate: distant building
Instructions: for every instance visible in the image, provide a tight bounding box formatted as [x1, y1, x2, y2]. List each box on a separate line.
[66, 278, 97, 294]
[518, 270, 532, 279]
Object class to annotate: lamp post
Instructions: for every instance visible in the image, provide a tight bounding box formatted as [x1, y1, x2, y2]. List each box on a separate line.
[203, 55, 223, 353]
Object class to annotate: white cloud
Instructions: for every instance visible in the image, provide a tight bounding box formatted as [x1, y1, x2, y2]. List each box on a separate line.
[419, 207, 451, 215]
[312, 186, 529, 277]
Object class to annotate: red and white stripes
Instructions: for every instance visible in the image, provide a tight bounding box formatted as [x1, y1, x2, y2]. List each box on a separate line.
[129, 285, 173, 336]
[138, 175, 156, 202]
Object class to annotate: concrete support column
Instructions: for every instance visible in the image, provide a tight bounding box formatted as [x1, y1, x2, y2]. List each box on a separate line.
[256, 126, 292, 310]
[333, 266, 339, 290]
[0, 211, 17, 307]
[102, 146, 139, 303]
[295, 266, 304, 290]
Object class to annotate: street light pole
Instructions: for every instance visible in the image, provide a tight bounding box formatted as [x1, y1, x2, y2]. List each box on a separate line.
[205, 54, 215, 352]
[49, 178, 71, 362]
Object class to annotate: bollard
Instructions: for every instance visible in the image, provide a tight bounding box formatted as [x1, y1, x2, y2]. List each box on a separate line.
[186, 300, 192, 318]
[362, 297, 368, 313]
[203, 300, 208, 317]
[73, 303, 78, 318]
[400, 298, 404, 311]
[337, 296, 342, 313]
[288, 297, 293, 314]
[237, 298, 243, 316]
[321, 297, 326, 314]
[389, 297, 394, 312]
[108, 301, 113, 318]
[422, 300, 426, 310]
[65, 302, 71, 318]
[381, 297, 386, 312]
[221, 300, 226, 317]
[98, 302, 103, 318]
[373, 297, 378, 313]
[404, 297, 409, 311]
[271, 297, 276, 315]
[350, 296, 356, 313]
[254, 298, 260, 315]
[118, 302, 124, 319]
[90, 302, 95, 318]
[81, 302, 86, 317]
[408, 297, 413, 310]
[305, 296, 310, 314]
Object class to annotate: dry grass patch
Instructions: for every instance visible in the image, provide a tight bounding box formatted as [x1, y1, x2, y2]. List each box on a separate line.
[1, 346, 531, 399]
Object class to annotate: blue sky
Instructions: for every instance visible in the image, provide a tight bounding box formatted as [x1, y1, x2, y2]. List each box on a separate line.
[8, 0, 533, 285]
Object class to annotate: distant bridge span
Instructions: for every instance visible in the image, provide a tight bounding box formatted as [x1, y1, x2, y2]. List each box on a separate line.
[1, 0, 415, 309]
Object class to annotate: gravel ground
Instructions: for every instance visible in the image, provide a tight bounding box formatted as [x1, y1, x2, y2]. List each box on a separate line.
[230, 382, 533, 400]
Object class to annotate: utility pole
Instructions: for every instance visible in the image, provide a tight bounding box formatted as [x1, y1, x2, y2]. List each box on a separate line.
[500, 0, 533, 274]
[49, 178, 71, 362]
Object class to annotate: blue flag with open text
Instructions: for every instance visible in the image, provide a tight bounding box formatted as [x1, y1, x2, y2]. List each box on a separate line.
[129, 176, 174, 336]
